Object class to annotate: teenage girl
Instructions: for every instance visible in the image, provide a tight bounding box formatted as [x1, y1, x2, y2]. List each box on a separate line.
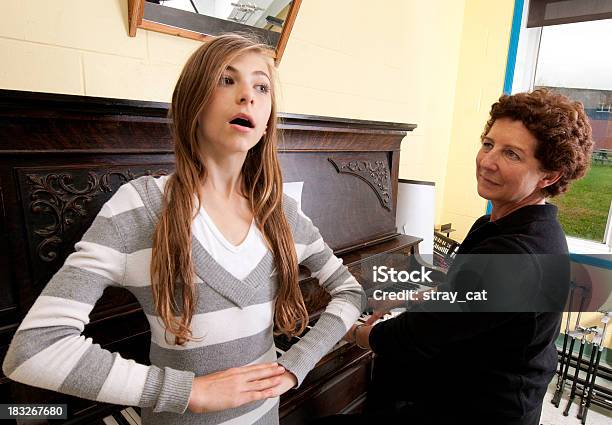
[3, 34, 366, 425]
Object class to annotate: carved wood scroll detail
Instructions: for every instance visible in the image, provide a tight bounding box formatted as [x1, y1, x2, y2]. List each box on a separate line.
[327, 158, 391, 211]
[25, 169, 167, 264]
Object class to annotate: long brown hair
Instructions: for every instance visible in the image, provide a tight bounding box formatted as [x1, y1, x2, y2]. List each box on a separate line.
[151, 34, 308, 345]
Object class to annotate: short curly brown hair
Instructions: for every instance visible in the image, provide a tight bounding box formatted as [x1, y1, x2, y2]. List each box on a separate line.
[482, 89, 594, 197]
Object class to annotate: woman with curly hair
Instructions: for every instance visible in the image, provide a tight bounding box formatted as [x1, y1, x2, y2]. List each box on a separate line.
[320, 89, 594, 425]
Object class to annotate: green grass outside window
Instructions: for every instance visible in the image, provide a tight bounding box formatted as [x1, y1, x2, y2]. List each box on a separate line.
[549, 164, 612, 242]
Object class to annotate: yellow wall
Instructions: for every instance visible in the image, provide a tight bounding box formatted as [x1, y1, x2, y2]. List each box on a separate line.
[0, 0, 196, 100]
[278, 0, 467, 222]
[441, 0, 516, 240]
[0, 0, 515, 235]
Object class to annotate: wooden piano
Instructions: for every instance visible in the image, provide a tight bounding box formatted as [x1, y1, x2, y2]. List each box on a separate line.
[0, 89, 421, 424]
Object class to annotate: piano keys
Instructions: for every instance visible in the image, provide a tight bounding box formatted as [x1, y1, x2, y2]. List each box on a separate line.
[103, 407, 141, 425]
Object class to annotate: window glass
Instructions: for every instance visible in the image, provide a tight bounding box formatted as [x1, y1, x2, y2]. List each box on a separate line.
[534, 19, 612, 242]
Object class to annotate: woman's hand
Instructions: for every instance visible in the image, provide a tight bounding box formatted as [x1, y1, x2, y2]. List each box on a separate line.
[364, 311, 386, 325]
[343, 323, 359, 344]
[343, 323, 373, 349]
[342, 309, 385, 344]
[187, 362, 285, 413]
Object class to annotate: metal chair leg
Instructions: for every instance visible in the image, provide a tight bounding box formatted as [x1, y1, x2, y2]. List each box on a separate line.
[563, 329, 586, 416]
[552, 286, 576, 406]
[553, 284, 587, 407]
[577, 340, 597, 420]
[581, 348, 603, 424]
[580, 312, 609, 424]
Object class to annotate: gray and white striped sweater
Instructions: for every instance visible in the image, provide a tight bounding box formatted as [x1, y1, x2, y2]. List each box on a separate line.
[2, 175, 366, 425]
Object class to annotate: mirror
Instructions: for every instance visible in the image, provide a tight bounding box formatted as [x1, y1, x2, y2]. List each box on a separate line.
[128, 0, 301, 63]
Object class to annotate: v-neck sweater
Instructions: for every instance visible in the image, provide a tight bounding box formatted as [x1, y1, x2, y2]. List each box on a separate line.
[3, 175, 366, 425]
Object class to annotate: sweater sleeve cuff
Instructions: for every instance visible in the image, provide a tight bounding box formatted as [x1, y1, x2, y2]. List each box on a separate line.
[276, 349, 311, 388]
[277, 312, 348, 388]
[139, 366, 195, 414]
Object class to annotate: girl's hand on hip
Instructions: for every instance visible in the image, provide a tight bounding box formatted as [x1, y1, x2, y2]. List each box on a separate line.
[187, 362, 285, 413]
[276, 371, 298, 396]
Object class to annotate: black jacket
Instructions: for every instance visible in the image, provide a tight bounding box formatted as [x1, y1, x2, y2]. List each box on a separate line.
[368, 204, 569, 424]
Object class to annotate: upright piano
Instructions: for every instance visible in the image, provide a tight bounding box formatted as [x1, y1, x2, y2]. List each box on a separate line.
[0, 89, 421, 424]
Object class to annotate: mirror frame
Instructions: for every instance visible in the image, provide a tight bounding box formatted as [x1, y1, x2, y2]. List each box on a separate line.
[127, 0, 301, 64]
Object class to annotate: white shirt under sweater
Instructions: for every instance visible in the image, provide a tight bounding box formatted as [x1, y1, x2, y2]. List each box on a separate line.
[195, 206, 267, 281]
[155, 175, 268, 281]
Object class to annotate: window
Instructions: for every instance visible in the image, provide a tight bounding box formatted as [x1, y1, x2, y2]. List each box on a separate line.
[513, 3, 612, 253]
